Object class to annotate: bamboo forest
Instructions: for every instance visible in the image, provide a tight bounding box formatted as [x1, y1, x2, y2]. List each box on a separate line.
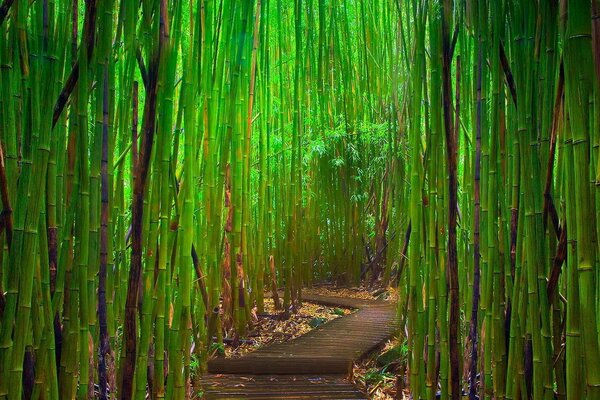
[1, 0, 600, 398]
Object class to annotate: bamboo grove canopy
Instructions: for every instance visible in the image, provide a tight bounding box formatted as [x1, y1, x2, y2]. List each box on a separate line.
[0, 0, 599, 399]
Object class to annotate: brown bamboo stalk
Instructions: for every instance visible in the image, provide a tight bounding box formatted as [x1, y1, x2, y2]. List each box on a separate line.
[0, 143, 13, 248]
[441, 1, 460, 398]
[547, 222, 567, 299]
[120, 38, 162, 400]
[499, 41, 517, 106]
[592, 1, 600, 80]
[468, 20, 484, 399]
[542, 61, 564, 236]
[51, 0, 98, 128]
[0, 0, 14, 28]
[98, 65, 110, 400]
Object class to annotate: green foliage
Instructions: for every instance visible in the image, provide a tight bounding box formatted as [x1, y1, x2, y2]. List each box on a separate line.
[0, 0, 597, 399]
[209, 343, 226, 358]
[308, 317, 327, 328]
[363, 368, 395, 385]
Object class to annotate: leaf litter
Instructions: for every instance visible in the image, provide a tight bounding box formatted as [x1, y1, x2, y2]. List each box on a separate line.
[218, 296, 354, 359]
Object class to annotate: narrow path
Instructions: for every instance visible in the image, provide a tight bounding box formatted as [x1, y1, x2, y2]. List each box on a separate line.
[200, 291, 399, 399]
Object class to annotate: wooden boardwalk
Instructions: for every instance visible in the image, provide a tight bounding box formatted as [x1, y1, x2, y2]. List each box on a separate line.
[200, 291, 398, 399]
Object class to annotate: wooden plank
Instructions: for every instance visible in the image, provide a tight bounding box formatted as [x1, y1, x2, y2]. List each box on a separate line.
[208, 356, 353, 375]
[201, 293, 397, 399]
[299, 293, 374, 309]
[201, 375, 367, 399]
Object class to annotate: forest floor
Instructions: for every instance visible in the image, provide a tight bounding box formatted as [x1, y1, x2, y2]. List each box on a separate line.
[206, 284, 405, 399]
[219, 297, 354, 358]
[353, 337, 409, 399]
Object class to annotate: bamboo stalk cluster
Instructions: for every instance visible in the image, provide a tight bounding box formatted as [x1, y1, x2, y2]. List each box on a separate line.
[0, 0, 402, 398]
[399, 1, 600, 399]
[0, 0, 599, 399]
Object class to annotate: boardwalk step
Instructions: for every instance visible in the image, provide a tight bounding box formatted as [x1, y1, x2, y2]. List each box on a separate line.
[200, 291, 398, 399]
[208, 356, 353, 375]
[201, 374, 367, 399]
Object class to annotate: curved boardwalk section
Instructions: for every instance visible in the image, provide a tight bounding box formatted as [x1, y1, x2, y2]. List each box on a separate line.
[200, 291, 398, 399]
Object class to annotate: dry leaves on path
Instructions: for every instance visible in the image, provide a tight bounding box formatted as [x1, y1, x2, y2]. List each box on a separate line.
[352, 338, 409, 400]
[308, 283, 398, 302]
[220, 298, 354, 359]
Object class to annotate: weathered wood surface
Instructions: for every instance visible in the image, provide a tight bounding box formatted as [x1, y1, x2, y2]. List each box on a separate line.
[207, 356, 353, 375]
[200, 290, 398, 399]
[200, 375, 367, 399]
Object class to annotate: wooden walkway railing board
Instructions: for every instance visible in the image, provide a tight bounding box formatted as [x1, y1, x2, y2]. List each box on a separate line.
[200, 291, 398, 399]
